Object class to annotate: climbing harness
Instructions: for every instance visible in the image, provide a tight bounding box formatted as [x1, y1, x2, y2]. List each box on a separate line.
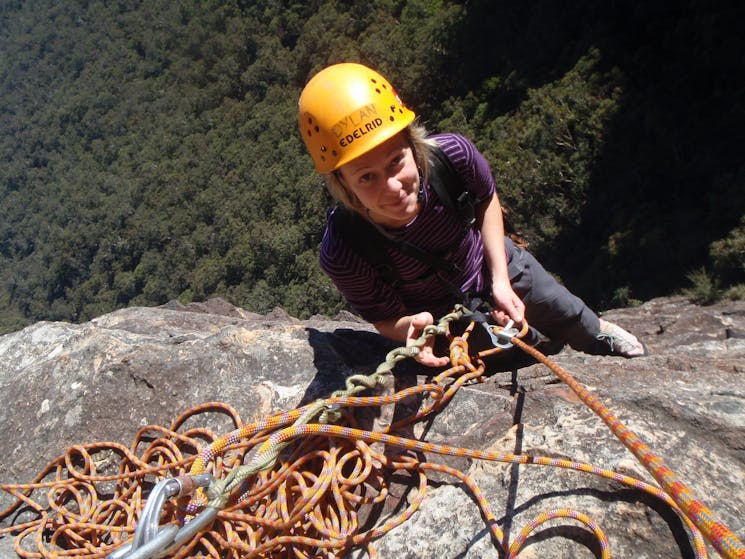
[1, 306, 744, 558]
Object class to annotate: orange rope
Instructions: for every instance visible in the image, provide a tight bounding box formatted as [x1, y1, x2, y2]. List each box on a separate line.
[511, 336, 745, 559]
[0, 319, 741, 558]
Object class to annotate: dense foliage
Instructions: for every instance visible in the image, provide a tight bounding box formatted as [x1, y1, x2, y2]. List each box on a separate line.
[1, 0, 744, 333]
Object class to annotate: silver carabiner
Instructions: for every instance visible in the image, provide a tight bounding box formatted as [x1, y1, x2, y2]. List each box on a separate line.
[483, 320, 520, 349]
[107, 473, 214, 559]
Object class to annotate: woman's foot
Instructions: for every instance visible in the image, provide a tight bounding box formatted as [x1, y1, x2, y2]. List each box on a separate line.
[595, 319, 648, 358]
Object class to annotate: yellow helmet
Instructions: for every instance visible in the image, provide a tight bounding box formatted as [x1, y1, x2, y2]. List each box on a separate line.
[298, 63, 416, 173]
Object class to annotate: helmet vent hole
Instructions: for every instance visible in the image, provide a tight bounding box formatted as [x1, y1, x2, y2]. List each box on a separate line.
[321, 146, 327, 152]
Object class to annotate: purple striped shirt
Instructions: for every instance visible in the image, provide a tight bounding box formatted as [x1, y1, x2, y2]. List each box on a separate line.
[319, 133, 496, 323]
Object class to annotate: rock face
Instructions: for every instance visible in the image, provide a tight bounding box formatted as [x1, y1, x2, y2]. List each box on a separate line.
[1, 296, 744, 558]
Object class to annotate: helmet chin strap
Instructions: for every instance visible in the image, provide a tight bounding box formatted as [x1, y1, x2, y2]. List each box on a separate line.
[417, 166, 425, 203]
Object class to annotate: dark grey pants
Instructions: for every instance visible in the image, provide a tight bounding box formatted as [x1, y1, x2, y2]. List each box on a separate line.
[505, 237, 601, 352]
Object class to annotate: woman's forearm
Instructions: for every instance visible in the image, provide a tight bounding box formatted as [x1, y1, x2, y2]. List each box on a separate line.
[478, 192, 525, 323]
[479, 192, 510, 285]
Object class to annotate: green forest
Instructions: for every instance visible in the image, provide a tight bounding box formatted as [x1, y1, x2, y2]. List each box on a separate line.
[1, 0, 744, 334]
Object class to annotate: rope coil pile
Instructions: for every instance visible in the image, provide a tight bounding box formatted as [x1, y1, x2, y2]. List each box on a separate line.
[1, 307, 743, 558]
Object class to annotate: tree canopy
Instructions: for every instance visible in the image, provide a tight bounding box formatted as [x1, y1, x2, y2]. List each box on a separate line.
[1, 0, 744, 333]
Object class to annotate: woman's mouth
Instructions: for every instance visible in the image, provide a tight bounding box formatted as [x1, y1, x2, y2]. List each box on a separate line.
[386, 193, 409, 209]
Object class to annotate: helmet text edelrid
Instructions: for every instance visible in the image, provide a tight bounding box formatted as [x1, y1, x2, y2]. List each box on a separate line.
[332, 104, 383, 148]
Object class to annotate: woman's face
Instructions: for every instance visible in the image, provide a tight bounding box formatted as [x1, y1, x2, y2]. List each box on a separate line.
[337, 132, 421, 228]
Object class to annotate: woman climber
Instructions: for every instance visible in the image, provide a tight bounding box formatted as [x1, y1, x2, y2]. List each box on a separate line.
[297, 62, 647, 366]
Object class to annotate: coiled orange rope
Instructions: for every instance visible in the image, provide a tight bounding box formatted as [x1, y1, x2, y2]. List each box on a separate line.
[1, 314, 743, 558]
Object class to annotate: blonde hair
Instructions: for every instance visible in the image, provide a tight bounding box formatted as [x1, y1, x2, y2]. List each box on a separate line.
[324, 120, 439, 213]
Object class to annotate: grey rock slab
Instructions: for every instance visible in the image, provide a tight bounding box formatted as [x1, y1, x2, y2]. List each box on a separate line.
[1, 296, 744, 558]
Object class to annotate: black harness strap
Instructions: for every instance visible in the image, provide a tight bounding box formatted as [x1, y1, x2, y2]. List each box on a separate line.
[428, 145, 479, 228]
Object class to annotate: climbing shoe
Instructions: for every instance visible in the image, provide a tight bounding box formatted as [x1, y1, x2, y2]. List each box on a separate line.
[595, 319, 648, 358]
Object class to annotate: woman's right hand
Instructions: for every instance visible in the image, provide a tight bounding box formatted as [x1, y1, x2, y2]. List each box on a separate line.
[406, 312, 450, 368]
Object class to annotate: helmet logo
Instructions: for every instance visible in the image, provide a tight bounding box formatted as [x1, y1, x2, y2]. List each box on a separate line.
[331, 103, 386, 150]
[332, 103, 379, 138]
[339, 117, 383, 147]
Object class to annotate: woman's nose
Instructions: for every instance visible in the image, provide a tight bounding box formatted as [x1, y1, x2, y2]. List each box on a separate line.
[385, 173, 402, 192]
